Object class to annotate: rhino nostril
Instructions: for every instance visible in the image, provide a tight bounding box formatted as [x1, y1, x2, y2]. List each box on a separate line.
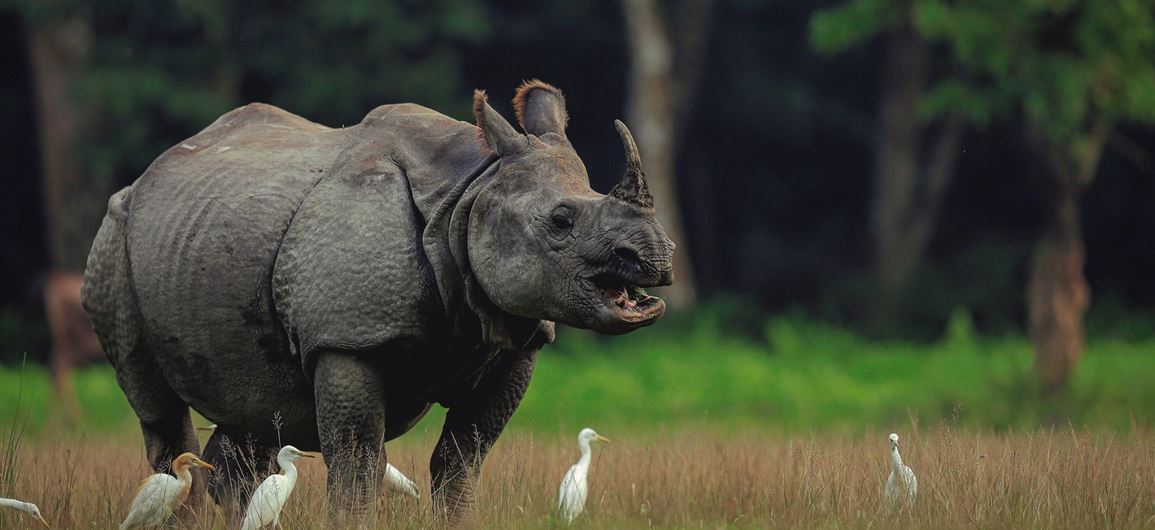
[613, 246, 641, 265]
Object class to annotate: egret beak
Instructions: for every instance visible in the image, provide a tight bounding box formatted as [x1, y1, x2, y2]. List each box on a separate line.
[192, 459, 216, 470]
[35, 514, 50, 528]
[298, 452, 317, 459]
[595, 435, 611, 443]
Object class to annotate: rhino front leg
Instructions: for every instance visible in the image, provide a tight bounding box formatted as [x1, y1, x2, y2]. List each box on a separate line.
[314, 351, 388, 520]
[431, 348, 537, 522]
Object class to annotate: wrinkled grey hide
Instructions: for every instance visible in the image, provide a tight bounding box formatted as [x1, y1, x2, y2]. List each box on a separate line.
[82, 81, 673, 521]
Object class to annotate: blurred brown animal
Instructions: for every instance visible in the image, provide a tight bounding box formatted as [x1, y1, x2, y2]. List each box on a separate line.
[42, 271, 104, 420]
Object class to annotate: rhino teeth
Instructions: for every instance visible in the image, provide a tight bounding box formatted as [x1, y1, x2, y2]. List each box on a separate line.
[606, 284, 644, 310]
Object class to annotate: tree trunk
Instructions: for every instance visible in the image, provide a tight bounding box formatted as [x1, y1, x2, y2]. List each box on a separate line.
[869, 27, 963, 325]
[1028, 168, 1088, 394]
[871, 27, 927, 293]
[1027, 128, 1105, 393]
[28, 2, 97, 272]
[621, 0, 711, 308]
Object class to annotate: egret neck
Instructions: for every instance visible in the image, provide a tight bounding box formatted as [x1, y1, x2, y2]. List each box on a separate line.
[0, 499, 34, 512]
[891, 444, 904, 472]
[277, 451, 300, 484]
[172, 460, 195, 488]
[575, 435, 596, 476]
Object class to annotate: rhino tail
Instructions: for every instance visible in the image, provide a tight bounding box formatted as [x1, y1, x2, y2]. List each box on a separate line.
[81, 185, 142, 368]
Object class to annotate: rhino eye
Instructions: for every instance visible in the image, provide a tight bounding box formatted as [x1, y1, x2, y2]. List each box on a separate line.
[551, 214, 573, 230]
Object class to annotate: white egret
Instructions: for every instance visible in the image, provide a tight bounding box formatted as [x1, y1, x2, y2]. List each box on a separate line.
[884, 433, 917, 507]
[557, 428, 610, 524]
[240, 445, 315, 530]
[385, 463, 420, 499]
[120, 452, 214, 530]
[0, 497, 49, 527]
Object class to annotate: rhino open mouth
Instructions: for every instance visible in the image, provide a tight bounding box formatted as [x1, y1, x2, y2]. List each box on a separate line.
[591, 272, 665, 327]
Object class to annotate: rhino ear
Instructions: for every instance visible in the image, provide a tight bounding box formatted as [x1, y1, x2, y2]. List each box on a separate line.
[512, 79, 568, 138]
[473, 89, 526, 157]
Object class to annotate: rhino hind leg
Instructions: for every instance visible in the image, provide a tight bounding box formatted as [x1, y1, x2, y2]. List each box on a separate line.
[112, 353, 203, 498]
[85, 186, 205, 506]
[314, 351, 388, 520]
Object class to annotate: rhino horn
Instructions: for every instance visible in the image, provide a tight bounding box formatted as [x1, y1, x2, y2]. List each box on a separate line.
[473, 89, 527, 157]
[608, 120, 654, 210]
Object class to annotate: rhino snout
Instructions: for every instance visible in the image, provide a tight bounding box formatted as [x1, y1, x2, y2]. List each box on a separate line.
[611, 239, 674, 288]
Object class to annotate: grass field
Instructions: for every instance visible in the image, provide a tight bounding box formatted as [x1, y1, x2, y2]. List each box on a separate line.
[3, 428, 1154, 529]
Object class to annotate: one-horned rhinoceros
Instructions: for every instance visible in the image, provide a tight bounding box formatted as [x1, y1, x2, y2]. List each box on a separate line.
[82, 81, 674, 519]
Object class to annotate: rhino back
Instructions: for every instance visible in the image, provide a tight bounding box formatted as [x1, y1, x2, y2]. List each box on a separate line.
[124, 103, 340, 424]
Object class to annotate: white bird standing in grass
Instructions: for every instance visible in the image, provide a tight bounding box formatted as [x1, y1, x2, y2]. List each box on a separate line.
[120, 452, 214, 530]
[557, 427, 610, 524]
[240, 445, 314, 530]
[884, 433, 917, 507]
[0, 497, 50, 527]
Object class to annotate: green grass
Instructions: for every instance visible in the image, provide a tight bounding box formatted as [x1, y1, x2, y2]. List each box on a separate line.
[514, 312, 1155, 434]
[4, 313, 1155, 437]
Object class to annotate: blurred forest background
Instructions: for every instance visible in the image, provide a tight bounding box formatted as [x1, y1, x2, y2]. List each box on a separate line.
[1, 0, 1154, 432]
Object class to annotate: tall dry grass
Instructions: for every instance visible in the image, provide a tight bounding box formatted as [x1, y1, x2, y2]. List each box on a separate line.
[2, 426, 1154, 529]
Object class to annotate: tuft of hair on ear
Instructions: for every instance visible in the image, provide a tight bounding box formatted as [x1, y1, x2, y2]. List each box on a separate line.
[472, 89, 494, 154]
[512, 79, 567, 134]
[472, 89, 489, 123]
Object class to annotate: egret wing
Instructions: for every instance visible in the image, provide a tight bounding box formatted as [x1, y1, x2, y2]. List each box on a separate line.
[883, 471, 897, 501]
[241, 474, 290, 530]
[903, 466, 918, 499]
[557, 465, 586, 523]
[883, 467, 917, 507]
[120, 474, 183, 529]
[385, 464, 419, 499]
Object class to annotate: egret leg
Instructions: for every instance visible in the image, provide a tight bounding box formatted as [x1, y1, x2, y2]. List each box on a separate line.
[431, 347, 537, 523]
[314, 351, 388, 521]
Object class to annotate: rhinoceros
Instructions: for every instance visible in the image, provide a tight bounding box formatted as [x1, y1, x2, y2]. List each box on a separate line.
[82, 80, 673, 519]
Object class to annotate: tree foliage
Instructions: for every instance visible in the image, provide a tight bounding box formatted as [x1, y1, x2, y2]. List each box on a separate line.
[812, 0, 1155, 389]
[920, 1, 1155, 162]
[814, 0, 1155, 152]
[4, 0, 1155, 342]
[26, 0, 490, 186]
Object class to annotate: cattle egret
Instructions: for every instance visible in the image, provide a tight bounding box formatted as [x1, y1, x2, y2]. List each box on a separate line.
[884, 433, 917, 507]
[120, 452, 214, 530]
[240, 445, 315, 530]
[385, 464, 420, 499]
[557, 428, 610, 524]
[0, 497, 49, 527]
